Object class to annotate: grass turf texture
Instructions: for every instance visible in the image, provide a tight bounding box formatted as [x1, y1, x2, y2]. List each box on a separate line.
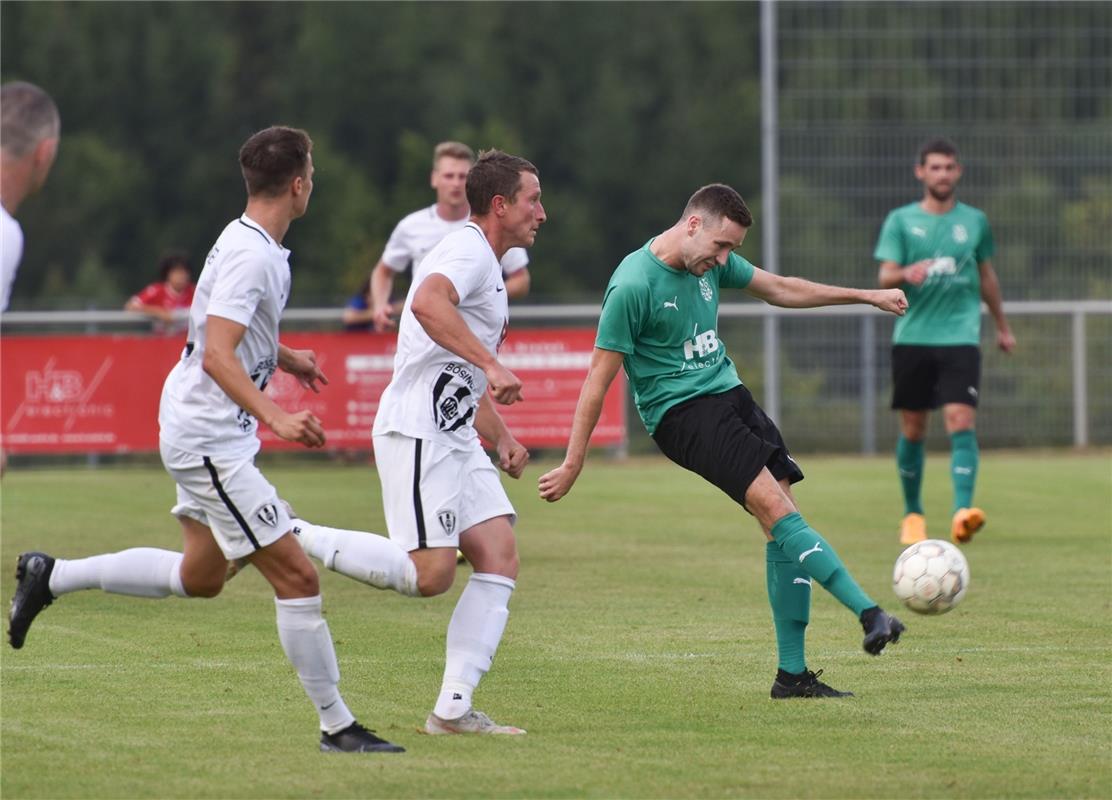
[1, 452, 1109, 799]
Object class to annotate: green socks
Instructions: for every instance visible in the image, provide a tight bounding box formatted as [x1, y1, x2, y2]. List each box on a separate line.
[896, 436, 925, 515]
[950, 429, 979, 512]
[770, 512, 875, 617]
[766, 542, 810, 674]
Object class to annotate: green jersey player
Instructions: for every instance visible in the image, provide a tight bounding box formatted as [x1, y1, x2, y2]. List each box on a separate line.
[540, 184, 910, 699]
[875, 138, 1015, 546]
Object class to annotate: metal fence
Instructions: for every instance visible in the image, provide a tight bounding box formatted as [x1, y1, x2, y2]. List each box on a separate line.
[771, 1, 1111, 301]
[751, 0, 1111, 452]
[4, 301, 1109, 454]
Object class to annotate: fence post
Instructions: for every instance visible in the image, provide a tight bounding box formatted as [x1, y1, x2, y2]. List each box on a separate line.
[861, 314, 877, 454]
[760, 0, 781, 423]
[1072, 310, 1088, 447]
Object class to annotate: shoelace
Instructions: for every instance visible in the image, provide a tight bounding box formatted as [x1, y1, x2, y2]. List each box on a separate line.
[341, 722, 387, 742]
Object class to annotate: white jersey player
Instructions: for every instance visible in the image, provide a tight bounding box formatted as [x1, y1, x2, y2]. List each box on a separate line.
[7, 127, 405, 754]
[373, 221, 509, 449]
[0, 205, 24, 311]
[362, 141, 531, 332]
[292, 150, 545, 736]
[0, 81, 59, 312]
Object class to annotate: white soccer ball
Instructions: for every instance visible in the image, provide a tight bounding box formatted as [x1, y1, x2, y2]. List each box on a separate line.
[892, 539, 970, 615]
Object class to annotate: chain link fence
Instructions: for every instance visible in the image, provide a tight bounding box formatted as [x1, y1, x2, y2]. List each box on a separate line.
[768, 0, 1111, 450]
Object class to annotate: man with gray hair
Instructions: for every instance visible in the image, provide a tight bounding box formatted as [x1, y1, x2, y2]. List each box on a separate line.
[1, 81, 60, 311]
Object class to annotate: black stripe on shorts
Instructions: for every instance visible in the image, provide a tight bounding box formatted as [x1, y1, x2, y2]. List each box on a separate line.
[202, 456, 261, 550]
[412, 439, 427, 549]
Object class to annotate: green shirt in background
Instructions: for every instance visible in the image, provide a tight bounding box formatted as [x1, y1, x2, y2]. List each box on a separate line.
[596, 241, 755, 435]
[874, 201, 995, 346]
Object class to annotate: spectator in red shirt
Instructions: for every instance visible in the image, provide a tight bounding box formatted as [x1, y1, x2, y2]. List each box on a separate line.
[125, 251, 195, 333]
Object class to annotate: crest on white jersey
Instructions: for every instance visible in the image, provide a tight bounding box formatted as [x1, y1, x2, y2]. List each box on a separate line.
[256, 503, 278, 528]
[431, 363, 477, 433]
[438, 509, 457, 536]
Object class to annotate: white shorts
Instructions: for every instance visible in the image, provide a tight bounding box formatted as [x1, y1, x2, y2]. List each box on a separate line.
[373, 432, 515, 552]
[160, 442, 292, 560]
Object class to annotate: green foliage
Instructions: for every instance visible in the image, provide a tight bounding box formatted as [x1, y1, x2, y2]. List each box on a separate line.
[2, 0, 764, 307]
[1, 454, 1110, 798]
[2, 2, 1107, 307]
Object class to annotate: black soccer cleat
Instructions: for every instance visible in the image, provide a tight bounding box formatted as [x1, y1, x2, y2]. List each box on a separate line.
[860, 606, 905, 655]
[9, 552, 57, 650]
[771, 668, 854, 699]
[320, 721, 405, 753]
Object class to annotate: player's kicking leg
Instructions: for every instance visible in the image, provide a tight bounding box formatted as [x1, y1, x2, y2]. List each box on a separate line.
[763, 481, 854, 699]
[748, 471, 906, 660]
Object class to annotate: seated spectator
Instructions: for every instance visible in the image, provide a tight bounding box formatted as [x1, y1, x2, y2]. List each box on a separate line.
[125, 251, 195, 334]
[342, 277, 400, 332]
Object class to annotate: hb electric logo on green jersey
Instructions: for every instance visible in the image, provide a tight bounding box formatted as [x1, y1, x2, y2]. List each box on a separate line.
[682, 327, 721, 370]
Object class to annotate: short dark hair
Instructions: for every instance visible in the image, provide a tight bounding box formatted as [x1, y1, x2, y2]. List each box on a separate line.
[683, 184, 753, 229]
[466, 150, 539, 215]
[433, 141, 475, 166]
[0, 81, 60, 157]
[239, 126, 313, 197]
[157, 251, 191, 281]
[918, 137, 959, 165]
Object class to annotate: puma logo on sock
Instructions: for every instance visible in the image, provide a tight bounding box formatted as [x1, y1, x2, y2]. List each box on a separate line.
[798, 543, 823, 563]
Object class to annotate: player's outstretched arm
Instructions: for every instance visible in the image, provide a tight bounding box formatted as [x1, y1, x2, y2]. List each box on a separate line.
[475, 393, 529, 479]
[411, 273, 524, 404]
[204, 316, 325, 448]
[538, 347, 625, 502]
[978, 259, 1016, 353]
[746, 267, 908, 315]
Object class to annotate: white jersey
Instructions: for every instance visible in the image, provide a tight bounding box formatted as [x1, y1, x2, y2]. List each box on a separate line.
[159, 214, 291, 457]
[381, 204, 528, 276]
[374, 222, 508, 449]
[1, 205, 25, 312]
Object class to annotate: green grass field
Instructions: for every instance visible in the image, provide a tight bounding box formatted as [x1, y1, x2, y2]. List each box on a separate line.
[2, 452, 1110, 799]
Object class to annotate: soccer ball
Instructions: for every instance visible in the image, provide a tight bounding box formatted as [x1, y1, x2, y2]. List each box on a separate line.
[892, 539, 970, 615]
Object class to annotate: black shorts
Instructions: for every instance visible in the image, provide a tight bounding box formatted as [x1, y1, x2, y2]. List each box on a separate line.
[652, 384, 804, 512]
[891, 345, 981, 410]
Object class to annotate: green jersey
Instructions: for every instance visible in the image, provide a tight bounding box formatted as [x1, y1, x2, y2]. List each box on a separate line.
[874, 201, 995, 346]
[596, 241, 755, 435]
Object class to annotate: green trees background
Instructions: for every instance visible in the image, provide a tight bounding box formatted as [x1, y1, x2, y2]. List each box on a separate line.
[2, 1, 1108, 310]
[3, 1, 765, 308]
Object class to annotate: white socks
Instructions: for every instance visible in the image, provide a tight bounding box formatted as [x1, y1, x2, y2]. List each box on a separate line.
[275, 595, 356, 734]
[293, 518, 419, 597]
[48, 548, 187, 598]
[433, 572, 515, 721]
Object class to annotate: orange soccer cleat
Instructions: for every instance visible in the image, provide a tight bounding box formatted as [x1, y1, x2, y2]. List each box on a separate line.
[951, 507, 986, 544]
[899, 512, 927, 545]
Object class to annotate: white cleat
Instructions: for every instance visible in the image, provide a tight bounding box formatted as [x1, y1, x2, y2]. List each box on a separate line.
[423, 709, 526, 736]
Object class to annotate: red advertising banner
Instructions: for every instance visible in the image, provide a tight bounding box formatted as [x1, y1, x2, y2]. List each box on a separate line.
[1, 329, 625, 454]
